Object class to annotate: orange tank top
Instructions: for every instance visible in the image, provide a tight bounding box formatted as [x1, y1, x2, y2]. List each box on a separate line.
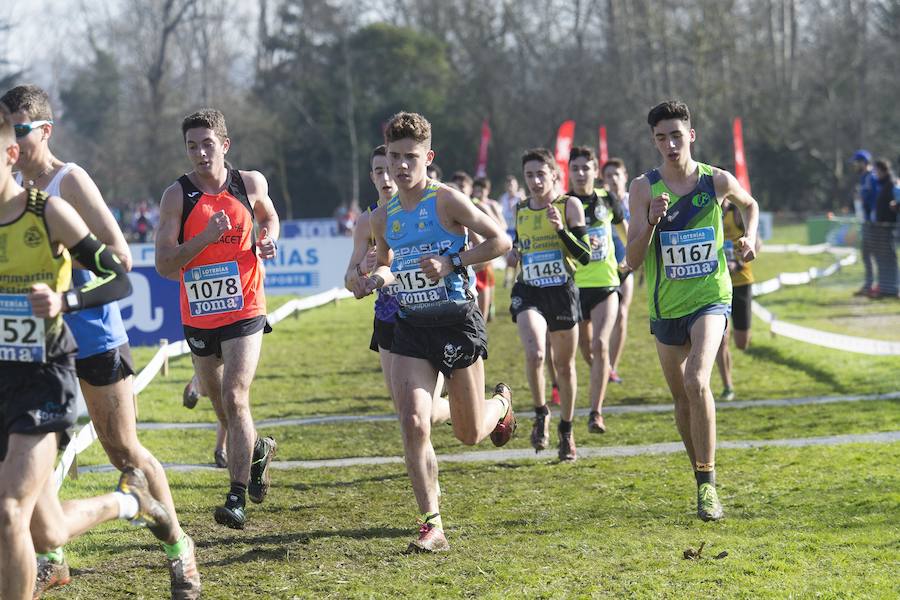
[178, 170, 266, 328]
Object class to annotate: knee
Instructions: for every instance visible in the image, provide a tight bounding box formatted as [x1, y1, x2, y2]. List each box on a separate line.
[0, 497, 28, 533]
[456, 429, 480, 446]
[682, 374, 709, 400]
[734, 334, 751, 351]
[525, 348, 545, 369]
[32, 525, 65, 553]
[590, 337, 609, 359]
[555, 359, 576, 379]
[399, 411, 430, 442]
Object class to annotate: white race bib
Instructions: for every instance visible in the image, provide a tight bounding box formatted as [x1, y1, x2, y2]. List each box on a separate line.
[0, 294, 46, 363]
[588, 226, 609, 262]
[184, 261, 244, 317]
[659, 226, 719, 280]
[392, 256, 449, 307]
[522, 250, 568, 287]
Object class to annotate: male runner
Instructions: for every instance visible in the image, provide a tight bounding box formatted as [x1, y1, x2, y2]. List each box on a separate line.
[569, 147, 623, 434]
[509, 148, 590, 461]
[1, 84, 200, 598]
[355, 112, 515, 553]
[603, 158, 633, 384]
[156, 108, 279, 530]
[344, 144, 449, 424]
[0, 103, 174, 600]
[715, 197, 758, 401]
[450, 170, 473, 198]
[471, 177, 506, 321]
[626, 100, 759, 521]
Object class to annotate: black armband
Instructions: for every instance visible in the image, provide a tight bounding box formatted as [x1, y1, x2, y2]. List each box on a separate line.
[558, 226, 591, 265]
[64, 234, 133, 312]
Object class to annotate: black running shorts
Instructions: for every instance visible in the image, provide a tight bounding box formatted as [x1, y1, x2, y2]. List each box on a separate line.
[184, 315, 271, 358]
[510, 280, 580, 331]
[578, 286, 619, 321]
[731, 284, 752, 332]
[75, 342, 136, 386]
[0, 360, 79, 461]
[369, 317, 396, 352]
[391, 309, 488, 377]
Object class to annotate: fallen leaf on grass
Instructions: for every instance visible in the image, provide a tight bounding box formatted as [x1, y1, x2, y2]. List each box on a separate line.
[683, 542, 729, 560]
[714, 551, 728, 560]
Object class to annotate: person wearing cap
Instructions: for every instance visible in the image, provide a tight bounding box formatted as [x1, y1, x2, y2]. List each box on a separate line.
[852, 149, 880, 296]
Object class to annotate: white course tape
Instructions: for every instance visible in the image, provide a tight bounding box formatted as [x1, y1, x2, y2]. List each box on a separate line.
[54, 287, 354, 489]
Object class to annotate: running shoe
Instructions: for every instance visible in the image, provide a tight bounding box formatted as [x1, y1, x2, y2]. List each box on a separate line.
[557, 429, 577, 462]
[167, 535, 201, 600]
[587, 411, 606, 434]
[550, 384, 561, 406]
[697, 483, 724, 522]
[248, 436, 277, 504]
[214, 493, 246, 529]
[530, 412, 550, 452]
[213, 449, 228, 469]
[117, 467, 174, 542]
[608, 369, 623, 384]
[489, 383, 516, 447]
[719, 387, 736, 402]
[182, 376, 200, 409]
[33, 556, 70, 599]
[853, 285, 872, 297]
[406, 521, 450, 553]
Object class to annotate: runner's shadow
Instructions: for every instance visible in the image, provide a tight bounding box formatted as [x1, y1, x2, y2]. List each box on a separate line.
[744, 345, 847, 392]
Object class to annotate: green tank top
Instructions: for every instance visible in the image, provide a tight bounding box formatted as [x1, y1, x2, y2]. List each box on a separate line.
[515, 195, 577, 287]
[574, 189, 620, 289]
[645, 163, 732, 320]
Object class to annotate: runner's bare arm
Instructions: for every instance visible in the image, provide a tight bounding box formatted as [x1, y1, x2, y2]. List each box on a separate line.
[345, 210, 372, 292]
[625, 176, 659, 270]
[244, 170, 280, 259]
[154, 183, 228, 280]
[714, 169, 760, 261]
[356, 206, 394, 298]
[59, 166, 132, 270]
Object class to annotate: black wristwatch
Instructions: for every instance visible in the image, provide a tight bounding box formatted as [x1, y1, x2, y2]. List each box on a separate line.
[449, 252, 465, 274]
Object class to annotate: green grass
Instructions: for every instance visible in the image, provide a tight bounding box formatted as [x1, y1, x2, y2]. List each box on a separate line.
[53, 443, 900, 599]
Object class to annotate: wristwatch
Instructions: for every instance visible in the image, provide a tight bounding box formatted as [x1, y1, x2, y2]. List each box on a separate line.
[449, 252, 465, 274]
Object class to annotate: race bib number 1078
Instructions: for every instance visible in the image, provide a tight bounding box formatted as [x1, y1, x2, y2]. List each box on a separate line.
[184, 261, 244, 317]
[0, 294, 46, 362]
[659, 227, 719, 280]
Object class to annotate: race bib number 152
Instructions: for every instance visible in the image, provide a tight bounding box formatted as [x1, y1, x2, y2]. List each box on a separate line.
[0, 294, 45, 362]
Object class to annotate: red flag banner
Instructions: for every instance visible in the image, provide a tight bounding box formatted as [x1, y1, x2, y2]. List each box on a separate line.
[555, 120, 575, 192]
[598, 126, 609, 165]
[733, 117, 751, 194]
[475, 119, 491, 178]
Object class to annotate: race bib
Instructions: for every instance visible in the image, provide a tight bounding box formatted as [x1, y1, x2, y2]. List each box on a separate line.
[659, 227, 719, 280]
[0, 294, 46, 362]
[392, 257, 448, 307]
[588, 226, 609, 262]
[184, 261, 244, 317]
[723, 239, 735, 262]
[522, 250, 568, 287]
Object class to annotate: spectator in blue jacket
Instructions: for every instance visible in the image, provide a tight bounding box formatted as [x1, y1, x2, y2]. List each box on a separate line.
[853, 149, 880, 296]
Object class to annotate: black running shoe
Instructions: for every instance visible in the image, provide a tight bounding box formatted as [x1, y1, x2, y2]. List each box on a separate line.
[213, 493, 246, 529]
[248, 436, 277, 504]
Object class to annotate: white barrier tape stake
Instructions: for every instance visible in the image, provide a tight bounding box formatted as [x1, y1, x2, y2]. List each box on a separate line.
[55, 287, 354, 490]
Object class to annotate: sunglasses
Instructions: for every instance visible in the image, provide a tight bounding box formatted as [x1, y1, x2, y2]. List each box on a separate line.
[14, 120, 53, 138]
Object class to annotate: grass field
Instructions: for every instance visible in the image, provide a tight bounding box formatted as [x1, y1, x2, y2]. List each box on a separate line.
[49, 237, 899, 599]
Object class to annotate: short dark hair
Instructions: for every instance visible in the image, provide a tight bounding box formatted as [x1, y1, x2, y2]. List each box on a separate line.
[521, 148, 557, 171]
[0, 101, 13, 144]
[451, 171, 473, 186]
[427, 163, 443, 181]
[181, 108, 228, 141]
[601, 157, 626, 173]
[370, 144, 386, 171]
[473, 176, 490, 192]
[874, 159, 892, 174]
[568, 145, 596, 164]
[647, 100, 691, 129]
[0, 84, 53, 121]
[384, 111, 431, 146]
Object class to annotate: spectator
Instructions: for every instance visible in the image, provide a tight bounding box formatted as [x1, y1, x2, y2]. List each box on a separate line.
[427, 163, 443, 182]
[871, 160, 898, 298]
[852, 150, 880, 296]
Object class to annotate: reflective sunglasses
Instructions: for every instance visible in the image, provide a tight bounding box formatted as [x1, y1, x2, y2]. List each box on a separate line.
[13, 120, 53, 138]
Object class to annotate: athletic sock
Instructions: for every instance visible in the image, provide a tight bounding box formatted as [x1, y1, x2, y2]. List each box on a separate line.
[114, 491, 139, 520]
[535, 405, 550, 417]
[695, 463, 716, 487]
[162, 533, 189, 560]
[37, 548, 64, 563]
[228, 482, 247, 507]
[422, 512, 443, 531]
[558, 419, 573, 434]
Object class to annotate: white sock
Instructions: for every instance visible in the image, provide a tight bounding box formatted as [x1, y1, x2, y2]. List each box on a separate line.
[114, 491, 139, 520]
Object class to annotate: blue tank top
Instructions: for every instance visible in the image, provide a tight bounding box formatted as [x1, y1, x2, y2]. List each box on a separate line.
[64, 268, 128, 359]
[366, 201, 399, 323]
[385, 183, 475, 326]
[612, 194, 630, 264]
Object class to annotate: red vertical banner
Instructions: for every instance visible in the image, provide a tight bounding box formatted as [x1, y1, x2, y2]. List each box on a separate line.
[475, 119, 491, 178]
[598, 125, 609, 165]
[733, 117, 751, 193]
[555, 120, 575, 192]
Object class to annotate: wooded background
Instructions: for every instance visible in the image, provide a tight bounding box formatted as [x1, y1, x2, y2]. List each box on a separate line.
[2, 0, 897, 218]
